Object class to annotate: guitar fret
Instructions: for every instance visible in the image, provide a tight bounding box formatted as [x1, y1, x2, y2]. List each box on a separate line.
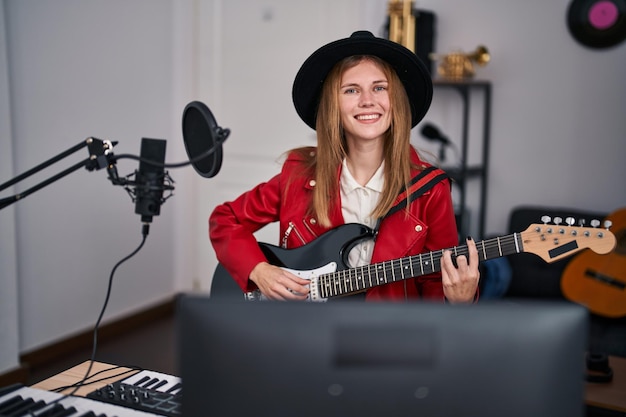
[383, 261, 393, 284]
[360, 266, 366, 290]
[327, 273, 333, 297]
[326, 275, 332, 297]
[362, 265, 368, 289]
[395, 259, 401, 281]
[423, 253, 430, 274]
[430, 252, 435, 274]
[394, 259, 404, 281]
[383, 262, 387, 282]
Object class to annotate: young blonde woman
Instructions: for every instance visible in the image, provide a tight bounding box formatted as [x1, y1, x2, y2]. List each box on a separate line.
[210, 31, 480, 303]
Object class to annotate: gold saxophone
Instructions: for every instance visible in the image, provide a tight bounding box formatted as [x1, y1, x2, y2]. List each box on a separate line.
[388, 0, 416, 53]
[430, 45, 490, 80]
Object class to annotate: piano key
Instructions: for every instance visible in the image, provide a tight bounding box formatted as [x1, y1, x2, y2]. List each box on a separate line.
[121, 370, 182, 395]
[0, 394, 23, 414]
[164, 383, 181, 395]
[8, 398, 47, 415]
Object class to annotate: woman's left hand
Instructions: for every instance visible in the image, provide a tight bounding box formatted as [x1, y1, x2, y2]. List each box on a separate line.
[440, 237, 480, 303]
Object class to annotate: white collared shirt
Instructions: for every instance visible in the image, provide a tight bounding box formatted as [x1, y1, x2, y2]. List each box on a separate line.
[340, 159, 384, 267]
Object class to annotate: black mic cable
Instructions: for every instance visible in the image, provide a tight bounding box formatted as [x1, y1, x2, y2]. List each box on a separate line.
[25, 228, 149, 416]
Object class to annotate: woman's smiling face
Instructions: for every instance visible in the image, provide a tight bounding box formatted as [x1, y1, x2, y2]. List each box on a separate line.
[338, 58, 392, 145]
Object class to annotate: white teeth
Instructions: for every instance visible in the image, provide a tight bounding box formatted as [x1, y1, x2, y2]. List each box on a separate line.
[356, 114, 380, 120]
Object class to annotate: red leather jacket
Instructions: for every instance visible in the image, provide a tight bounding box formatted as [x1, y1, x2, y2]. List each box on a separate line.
[209, 146, 459, 301]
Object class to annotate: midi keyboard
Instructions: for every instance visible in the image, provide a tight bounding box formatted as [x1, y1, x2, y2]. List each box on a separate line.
[86, 369, 182, 417]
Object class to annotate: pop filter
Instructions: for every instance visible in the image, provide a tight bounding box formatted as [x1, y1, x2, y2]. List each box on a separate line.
[182, 101, 229, 178]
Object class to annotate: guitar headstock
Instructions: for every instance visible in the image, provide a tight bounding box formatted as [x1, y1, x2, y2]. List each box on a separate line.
[520, 216, 616, 263]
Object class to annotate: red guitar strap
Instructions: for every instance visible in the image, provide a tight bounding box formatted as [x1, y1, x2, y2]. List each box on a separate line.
[373, 165, 449, 234]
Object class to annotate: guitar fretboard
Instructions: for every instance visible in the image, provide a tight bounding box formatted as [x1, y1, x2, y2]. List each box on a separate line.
[318, 233, 522, 298]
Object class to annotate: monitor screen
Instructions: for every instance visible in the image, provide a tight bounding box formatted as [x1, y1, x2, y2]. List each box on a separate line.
[177, 296, 588, 417]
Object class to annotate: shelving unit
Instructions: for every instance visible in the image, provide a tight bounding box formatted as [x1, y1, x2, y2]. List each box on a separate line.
[432, 79, 492, 239]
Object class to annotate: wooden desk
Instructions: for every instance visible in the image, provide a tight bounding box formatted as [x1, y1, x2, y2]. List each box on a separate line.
[585, 355, 626, 414]
[32, 360, 140, 397]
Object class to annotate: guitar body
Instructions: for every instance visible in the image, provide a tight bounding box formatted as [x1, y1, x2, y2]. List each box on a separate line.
[245, 223, 375, 302]
[561, 208, 626, 318]
[259, 223, 374, 271]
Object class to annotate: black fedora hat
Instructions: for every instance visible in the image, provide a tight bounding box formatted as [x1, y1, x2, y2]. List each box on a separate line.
[292, 30, 433, 130]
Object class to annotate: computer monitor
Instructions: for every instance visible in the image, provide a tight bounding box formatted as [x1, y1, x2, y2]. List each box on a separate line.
[177, 295, 588, 417]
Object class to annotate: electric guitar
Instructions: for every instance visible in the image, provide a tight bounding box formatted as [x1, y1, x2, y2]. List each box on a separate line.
[240, 220, 616, 302]
[561, 208, 626, 317]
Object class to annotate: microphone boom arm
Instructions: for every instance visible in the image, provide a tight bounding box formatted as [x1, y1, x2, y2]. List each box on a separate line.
[0, 137, 116, 210]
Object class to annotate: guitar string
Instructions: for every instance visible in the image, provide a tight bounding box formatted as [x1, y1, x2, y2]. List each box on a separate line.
[318, 234, 521, 297]
[319, 226, 604, 297]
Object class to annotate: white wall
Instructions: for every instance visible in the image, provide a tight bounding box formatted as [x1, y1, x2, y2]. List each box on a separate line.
[2, 0, 182, 367]
[1, 0, 625, 374]
[0, 0, 20, 375]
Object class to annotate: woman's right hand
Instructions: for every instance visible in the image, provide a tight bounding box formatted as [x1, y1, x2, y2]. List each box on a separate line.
[249, 262, 311, 301]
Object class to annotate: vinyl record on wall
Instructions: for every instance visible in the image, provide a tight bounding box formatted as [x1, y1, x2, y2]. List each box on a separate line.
[567, 0, 626, 48]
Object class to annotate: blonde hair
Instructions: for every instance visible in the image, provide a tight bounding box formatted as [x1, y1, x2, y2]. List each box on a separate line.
[294, 55, 418, 227]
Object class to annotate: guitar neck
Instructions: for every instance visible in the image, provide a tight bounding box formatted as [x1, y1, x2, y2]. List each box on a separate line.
[319, 233, 523, 299]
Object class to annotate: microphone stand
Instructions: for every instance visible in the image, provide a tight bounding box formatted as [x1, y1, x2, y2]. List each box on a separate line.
[0, 137, 116, 210]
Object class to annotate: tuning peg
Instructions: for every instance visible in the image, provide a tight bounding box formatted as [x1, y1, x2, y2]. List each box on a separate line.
[554, 217, 562, 225]
[591, 219, 600, 228]
[578, 219, 586, 227]
[541, 215, 551, 224]
[565, 217, 575, 226]
[604, 220, 613, 230]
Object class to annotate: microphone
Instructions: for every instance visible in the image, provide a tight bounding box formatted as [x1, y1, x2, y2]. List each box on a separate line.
[420, 123, 450, 145]
[420, 123, 451, 162]
[134, 138, 168, 223]
[106, 138, 174, 226]
[182, 101, 229, 178]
